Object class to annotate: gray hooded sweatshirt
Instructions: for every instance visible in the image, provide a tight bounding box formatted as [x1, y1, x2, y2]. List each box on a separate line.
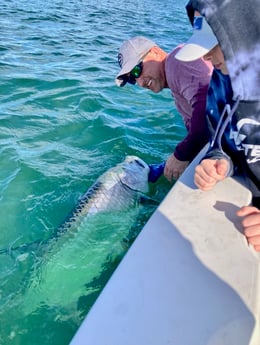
[186, 0, 260, 207]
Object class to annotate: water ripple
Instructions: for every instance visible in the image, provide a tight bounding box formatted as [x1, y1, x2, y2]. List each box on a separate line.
[0, 0, 189, 343]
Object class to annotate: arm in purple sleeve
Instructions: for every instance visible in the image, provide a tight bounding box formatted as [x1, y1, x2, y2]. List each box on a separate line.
[174, 82, 210, 161]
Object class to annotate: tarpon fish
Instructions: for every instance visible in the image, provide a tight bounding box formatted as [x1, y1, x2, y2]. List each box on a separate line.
[58, 155, 150, 234]
[0, 155, 150, 257]
[13, 155, 151, 317]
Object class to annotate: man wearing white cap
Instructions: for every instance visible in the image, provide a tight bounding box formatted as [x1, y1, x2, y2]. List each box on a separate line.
[176, 0, 260, 251]
[115, 36, 213, 181]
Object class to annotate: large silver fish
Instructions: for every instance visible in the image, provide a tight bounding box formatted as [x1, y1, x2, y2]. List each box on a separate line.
[15, 155, 151, 317]
[59, 155, 150, 233]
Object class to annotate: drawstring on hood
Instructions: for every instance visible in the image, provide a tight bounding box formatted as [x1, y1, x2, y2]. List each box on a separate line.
[210, 97, 240, 152]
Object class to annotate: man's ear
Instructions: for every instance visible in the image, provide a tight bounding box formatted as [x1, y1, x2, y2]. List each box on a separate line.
[149, 46, 162, 59]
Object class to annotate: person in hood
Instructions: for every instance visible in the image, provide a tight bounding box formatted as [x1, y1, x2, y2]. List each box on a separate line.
[115, 36, 213, 181]
[176, 0, 260, 251]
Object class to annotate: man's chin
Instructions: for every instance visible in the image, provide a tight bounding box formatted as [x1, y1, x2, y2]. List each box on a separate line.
[152, 88, 162, 93]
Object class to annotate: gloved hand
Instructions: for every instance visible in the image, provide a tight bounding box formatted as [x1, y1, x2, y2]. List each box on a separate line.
[148, 162, 165, 183]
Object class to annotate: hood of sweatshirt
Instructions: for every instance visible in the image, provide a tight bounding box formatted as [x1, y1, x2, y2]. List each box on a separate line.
[186, 0, 260, 101]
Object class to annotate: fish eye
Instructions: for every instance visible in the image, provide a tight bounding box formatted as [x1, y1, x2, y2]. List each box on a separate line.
[134, 159, 145, 168]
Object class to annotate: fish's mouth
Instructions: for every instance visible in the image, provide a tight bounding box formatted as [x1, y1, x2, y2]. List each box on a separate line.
[134, 158, 146, 169]
[124, 156, 149, 170]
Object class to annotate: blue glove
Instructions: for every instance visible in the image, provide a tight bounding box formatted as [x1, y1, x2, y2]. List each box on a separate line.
[148, 162, 165, 183]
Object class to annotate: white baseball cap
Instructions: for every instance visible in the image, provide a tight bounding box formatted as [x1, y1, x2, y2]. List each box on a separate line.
[115, 36, 156, 87]
[175, 16, 218, 61]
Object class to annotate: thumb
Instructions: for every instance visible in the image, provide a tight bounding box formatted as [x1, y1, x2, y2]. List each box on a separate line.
[216, 159, 229, 176]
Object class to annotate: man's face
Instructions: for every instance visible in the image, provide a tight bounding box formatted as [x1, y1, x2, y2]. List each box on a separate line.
[135, 50, 166, 93]
[204, 45, 228, 75]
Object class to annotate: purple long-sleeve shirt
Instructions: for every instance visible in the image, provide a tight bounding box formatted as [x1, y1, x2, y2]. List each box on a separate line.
[165, 45, 213, 161]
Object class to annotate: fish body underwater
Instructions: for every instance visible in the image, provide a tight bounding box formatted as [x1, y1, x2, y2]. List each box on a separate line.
[59, 155, 150, 232]
[15, 156, 151, 317]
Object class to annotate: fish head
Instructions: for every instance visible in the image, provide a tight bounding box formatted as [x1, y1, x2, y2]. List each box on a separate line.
[118, 156, 150, 193]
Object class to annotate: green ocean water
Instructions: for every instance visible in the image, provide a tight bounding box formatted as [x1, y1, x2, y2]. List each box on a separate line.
[0, 0, 191, 343]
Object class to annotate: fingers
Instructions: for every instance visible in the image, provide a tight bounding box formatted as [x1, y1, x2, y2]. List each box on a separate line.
[245, 231, 260, 252]
[194, 162, 219, 190]
[164, 167, 180, 182]
[164, 165, 173, 182]
[164, 156, 189, 182]
[200, 159, 228, 179]
[237, 205, 260, 217]
[237, 206, 260, 252]
[251, 244, 260, 252]
[194, 159, 228, 191]
[194, 164, 217, 190]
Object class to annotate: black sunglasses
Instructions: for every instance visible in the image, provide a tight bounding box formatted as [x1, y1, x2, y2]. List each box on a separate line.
[130, 61, 143, 79]
[118, 61, 143, 87]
